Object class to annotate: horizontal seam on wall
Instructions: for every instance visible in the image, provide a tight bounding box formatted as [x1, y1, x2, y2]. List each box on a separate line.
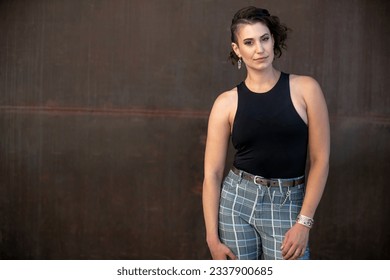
[0, 105, 210, 119]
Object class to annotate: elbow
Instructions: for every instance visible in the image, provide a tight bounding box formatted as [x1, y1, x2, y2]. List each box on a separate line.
[203, 169, 224, 191]
[310, 153, 329, 174]
[203, 172, 223, 187]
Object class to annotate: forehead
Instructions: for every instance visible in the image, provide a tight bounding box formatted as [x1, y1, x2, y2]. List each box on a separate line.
[236, 22, 270, 39]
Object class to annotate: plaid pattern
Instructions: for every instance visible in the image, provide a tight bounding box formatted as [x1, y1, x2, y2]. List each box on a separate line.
[219, 169, 310, 260]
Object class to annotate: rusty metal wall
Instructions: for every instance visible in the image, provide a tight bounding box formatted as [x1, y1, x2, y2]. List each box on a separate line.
[0, 0, 389, 259]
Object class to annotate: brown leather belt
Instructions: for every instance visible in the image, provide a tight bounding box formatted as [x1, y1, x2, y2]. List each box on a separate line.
[231, 166, 305, 187]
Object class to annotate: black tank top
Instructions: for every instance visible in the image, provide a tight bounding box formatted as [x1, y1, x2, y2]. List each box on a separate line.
[232, 72, 308, 179]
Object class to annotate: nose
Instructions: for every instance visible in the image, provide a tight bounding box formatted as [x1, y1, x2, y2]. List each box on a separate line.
[256, 41, 264, 53]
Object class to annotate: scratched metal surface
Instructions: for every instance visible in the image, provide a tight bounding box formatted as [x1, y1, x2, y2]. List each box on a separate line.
[0, 112, 208, 259]
[0, 0, 389, 259]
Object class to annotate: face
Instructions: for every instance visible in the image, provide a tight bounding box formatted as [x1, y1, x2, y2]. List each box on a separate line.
[232, 22, 275, 71]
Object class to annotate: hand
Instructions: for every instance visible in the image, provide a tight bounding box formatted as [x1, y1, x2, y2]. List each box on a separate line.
[281, 223, 310, 260]
[208, 241, 237, 260]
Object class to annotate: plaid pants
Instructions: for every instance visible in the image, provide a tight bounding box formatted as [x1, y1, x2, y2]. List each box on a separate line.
[219, 169, 310, 260]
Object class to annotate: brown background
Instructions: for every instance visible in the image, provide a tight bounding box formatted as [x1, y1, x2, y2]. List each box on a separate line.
[0, 0, 389, 259]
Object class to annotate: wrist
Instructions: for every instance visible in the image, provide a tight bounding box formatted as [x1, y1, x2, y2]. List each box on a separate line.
[206, 235, 221, 246]
[296, 214, 314, 229]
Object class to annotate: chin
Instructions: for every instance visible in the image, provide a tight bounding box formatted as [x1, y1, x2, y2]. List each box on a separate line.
[249, 64, 272, 71]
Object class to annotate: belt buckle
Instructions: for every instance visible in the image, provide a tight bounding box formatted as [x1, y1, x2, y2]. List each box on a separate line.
[253, 175, 261, 185]
[253, 175, 269, 186]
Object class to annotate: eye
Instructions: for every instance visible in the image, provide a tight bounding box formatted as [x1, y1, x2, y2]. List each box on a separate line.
[244, 40, 253, 45]
[262, 36, 270, 42]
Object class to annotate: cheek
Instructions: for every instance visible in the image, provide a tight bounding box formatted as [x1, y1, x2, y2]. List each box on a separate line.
[267, 40, 275, 51]
[266, 44, 275, 57]
[240, 47, 253, 57]
[270, 45, 275, 55]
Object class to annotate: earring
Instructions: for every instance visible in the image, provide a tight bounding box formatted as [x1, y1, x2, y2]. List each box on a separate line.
[238, 58, 242, 70]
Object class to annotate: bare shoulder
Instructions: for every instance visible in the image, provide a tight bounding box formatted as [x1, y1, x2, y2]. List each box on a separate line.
[290, 73, 329, 132]
[290, 74, 325, 104]
[290, 74, 322, 93]
[210, 87, 237, 117]
[208, 87, 238, 132]
[213, 87, 237, 107]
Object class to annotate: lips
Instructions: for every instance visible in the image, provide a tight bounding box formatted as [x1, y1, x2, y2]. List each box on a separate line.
[254, 56, 268, 61]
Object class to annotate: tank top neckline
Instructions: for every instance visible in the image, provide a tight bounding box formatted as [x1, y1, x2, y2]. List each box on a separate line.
[242, 72, 285, 95]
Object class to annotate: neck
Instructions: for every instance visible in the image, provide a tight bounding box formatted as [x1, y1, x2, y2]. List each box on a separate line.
[245, 67, 280, 93]
[247, 66, 277, 81]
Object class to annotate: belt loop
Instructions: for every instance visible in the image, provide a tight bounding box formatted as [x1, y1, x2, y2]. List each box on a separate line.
[278, 179, 283, 193]
[238, 170, 243, 184]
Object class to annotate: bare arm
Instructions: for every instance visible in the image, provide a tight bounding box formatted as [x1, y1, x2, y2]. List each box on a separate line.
[202, 90, 237, 260]
[300, 78, 330, 218]
[282, 76, 330, 259]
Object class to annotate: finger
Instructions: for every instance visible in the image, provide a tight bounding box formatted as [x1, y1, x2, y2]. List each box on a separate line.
[283, 246, 297, 260]
[226, 250, 237, 260]
[281, 236, 288, 251]
[221, 244, 237, 260]
[292, 248, 302, 260]
[300, 247, 306, 257]
[281, 242, 292, 256]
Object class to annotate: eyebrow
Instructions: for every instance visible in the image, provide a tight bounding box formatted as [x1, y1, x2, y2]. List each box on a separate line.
[242, 33, 270, 41]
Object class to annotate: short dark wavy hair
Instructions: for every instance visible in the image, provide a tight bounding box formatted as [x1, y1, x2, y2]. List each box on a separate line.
[229, 6, 290, 65]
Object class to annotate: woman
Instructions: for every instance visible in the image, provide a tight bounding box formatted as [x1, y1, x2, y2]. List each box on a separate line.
[202, 6, 330, 260]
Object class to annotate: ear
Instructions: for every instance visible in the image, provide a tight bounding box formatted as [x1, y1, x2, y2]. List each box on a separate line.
[231, 42, 241, 58]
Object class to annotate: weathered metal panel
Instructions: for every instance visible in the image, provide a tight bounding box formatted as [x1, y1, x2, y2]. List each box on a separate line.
[0, 0, 389, 259]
